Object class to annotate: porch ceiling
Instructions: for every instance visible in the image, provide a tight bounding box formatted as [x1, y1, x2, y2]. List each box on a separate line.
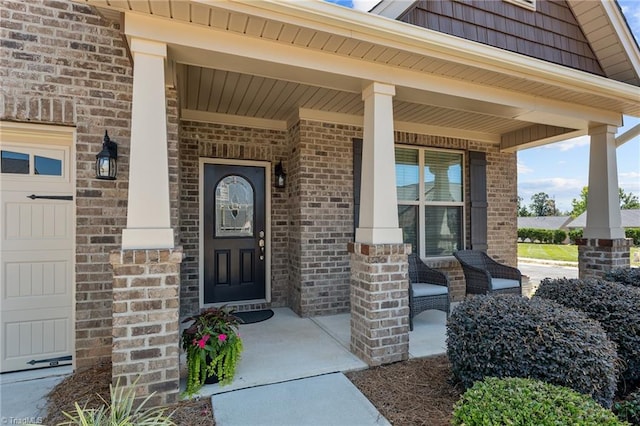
[85, 0, 640, 149]
[180, 66, 525, 136]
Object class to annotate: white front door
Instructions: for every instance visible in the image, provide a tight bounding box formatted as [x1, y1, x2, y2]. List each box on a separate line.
[0, 123, 75, 372]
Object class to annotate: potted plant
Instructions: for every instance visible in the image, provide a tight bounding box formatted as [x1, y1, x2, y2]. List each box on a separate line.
[181, 306, 243, 396]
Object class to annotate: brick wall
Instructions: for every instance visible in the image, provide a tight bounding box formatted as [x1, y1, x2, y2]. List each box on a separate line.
[292, 119, 362, 316]
[1, 0, 179, 369]
[178, 120, 290, 316]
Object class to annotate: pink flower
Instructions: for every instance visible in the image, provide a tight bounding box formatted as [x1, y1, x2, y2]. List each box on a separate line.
[218, 334, 227, 342]
[196, 334, 210, 349]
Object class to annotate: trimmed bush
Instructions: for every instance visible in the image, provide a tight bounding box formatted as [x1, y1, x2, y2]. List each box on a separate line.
[553, 229, 567, 244]
[615, 389, 640, 425]
[535, 278, 640, 390]
[626, 228, 640, 246]
[605, 268, 640, 288]
[452, 377, 627, 426]
[447, 295, 619, 407]
[569, 228, 583, 244]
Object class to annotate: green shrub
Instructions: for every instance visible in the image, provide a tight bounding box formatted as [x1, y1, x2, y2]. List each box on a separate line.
[553, 229, 567, 244]
[452, 377, 627, 426]
[517, 228, 564, 243]
[605, 268, 640, 288]
[446, 295, 619, 407]
[615, 389, 640, 425]
[535, 278, 640, 389]
[569, 228, 583, 244]
[625, 228, 640, 246]
[517, 228, 530, 242]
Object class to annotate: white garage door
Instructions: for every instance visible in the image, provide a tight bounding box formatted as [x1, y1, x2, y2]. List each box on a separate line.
[0, 123, 75, 372]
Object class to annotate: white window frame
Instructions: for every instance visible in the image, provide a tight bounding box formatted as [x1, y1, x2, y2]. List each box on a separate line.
[396, 145, 466, 260]
[504, 0, 536, 11]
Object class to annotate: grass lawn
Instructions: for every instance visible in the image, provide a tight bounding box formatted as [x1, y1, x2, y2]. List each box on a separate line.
[518, 243, 640, 267]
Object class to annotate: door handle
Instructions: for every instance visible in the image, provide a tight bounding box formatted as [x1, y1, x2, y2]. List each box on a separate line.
[259, 231, 265, 260]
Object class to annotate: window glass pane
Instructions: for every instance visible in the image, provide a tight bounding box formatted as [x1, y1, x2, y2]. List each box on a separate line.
[34, 155, 62, 176]
[425, 206, 462, 257]
[398, 205, 418, 254]
[1, 150, 29, 174]
[215, 175, 254, 237]
[424, 151, 463, 202]
[395, 148, 419, 201]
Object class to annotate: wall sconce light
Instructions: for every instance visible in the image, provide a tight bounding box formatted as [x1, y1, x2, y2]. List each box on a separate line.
[274, 161, 286, 188]
[96, 131, 118, 180]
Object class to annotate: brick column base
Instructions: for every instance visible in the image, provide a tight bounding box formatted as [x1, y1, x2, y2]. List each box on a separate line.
[348, 242, 411, 366]
[110, 248, 183, 407]
[577, 238, 632, 280]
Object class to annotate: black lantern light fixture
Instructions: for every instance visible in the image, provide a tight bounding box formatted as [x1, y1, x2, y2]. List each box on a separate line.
[274, 160, 286, 188]
[96, 131, 118, 180]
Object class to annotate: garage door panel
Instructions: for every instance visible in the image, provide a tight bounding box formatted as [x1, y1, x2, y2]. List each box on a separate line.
[3, 257, 71, 310]
[3, 196, 72, 251]
[2, 308, 71, 370]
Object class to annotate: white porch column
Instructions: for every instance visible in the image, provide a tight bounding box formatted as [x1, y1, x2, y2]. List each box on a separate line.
[121, 38, 174, 249]
[355, 82, 402, 244]
[584, 124, 624, 239]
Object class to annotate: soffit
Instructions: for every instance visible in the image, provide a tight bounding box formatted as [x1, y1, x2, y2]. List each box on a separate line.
[182, 66, 525, 135]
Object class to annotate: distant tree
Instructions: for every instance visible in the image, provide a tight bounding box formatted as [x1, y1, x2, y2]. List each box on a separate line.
[570, 187, 639, 218]
[545, 198, 561, 216]
[570, 186, 589, 218]
[517, 196, 531, 217]
[620, 188, 640, 210]
[529, 192, 560, 216]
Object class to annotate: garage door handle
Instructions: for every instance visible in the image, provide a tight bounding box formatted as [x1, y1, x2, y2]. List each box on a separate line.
[27, 194, 73, 201]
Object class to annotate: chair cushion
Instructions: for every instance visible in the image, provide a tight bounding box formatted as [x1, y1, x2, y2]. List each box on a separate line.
[412, 283, 448, 297]
[491, 278, 520, 290]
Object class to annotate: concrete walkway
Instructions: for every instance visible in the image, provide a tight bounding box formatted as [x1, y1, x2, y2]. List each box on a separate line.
[0, 365, 71, 424]
[212, 373, 390, 426]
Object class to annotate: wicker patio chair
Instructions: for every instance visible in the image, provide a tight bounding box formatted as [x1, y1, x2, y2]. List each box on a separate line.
[407, 253, 450, 331]
[453, 250, 522, 296]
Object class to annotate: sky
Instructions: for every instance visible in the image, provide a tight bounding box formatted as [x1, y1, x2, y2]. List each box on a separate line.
[327, 0, 640, 214]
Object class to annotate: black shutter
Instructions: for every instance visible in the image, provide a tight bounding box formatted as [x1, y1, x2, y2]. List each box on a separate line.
[469, 151, 487, 251]
[353, 138, 362, 235]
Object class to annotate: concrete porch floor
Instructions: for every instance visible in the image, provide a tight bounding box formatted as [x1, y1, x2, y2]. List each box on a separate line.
[190, 306, 448, 397]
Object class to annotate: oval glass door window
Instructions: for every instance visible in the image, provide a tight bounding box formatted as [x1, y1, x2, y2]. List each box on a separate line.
[215, 175, 254, 237]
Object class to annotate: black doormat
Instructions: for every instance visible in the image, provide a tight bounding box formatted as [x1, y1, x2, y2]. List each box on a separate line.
[235, 309, 274, 324]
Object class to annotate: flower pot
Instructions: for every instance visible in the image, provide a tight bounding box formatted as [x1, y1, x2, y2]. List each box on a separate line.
[204, 373, 219, 385]
[204, 355, 219, 384]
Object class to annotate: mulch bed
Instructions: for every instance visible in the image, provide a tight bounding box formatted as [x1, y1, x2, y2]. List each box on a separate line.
[43, 362, 214, 426]
[347, 354, 462, 426]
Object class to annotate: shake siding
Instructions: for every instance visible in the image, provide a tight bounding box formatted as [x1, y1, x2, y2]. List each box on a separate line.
[400, 0, 604, 76]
